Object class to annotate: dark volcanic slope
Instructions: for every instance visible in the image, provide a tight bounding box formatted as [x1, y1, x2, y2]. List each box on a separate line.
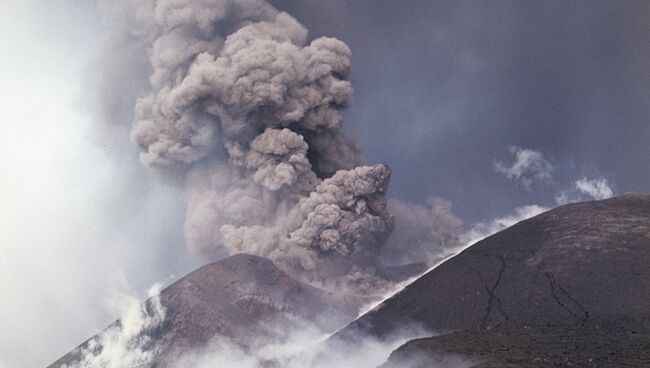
[154, 254, 363, 346]
[49, 254, 367, 368]
[336, 194, 650, 366]
[384, 327, 650, 367]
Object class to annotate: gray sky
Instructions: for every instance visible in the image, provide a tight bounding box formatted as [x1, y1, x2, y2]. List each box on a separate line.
[1, 1, 649, 366]
[271, 0, 650, 222]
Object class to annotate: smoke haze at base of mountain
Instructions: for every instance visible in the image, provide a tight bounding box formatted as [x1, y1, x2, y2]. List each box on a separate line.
[50, 254, 447, 368]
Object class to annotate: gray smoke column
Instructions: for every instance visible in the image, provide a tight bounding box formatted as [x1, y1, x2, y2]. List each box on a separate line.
[96, 0, 458, 296]
[126, 0, 359, 174]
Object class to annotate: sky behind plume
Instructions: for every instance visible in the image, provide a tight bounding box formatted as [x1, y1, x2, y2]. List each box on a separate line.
[1, 1, 650, 367]
[271, 0, 650, 222]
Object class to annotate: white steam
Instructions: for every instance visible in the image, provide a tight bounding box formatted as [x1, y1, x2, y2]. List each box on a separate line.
[493, 145, 616, 207]
[61, 282, 463, 368]
[494, 145, 554, 189]
[63, 284, 165, 368]
[67, 317, 454, 368]
[168, 326, 413, 368]
[575, 177, 614, 200]
[555, 177, 615, 205]
[461, 204, 548, 246]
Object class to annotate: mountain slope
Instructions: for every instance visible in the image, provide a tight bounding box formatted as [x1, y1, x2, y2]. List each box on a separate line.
[384, 327, 650, 367]
[335, 194, 650, 366]
[48, 254, 368, 368]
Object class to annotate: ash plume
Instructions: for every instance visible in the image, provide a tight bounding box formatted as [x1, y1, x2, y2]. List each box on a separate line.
[382, 197, 462, 266]
[96, 0, 460, 296]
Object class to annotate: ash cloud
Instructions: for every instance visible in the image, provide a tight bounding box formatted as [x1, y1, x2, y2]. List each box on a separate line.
[95, 0, 460, 297]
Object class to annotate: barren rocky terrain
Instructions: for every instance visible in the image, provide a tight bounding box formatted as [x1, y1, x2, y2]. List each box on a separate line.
[48, 254, 371, 368]
[337, 193, 650, 366]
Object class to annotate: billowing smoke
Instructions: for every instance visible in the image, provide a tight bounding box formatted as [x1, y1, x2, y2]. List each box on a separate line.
[185, 163, 395, 294]
[129, 8, 360, 174]
[95, 0, 460, 297]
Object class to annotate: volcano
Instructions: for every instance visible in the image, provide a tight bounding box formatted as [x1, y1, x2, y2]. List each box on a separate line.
[335, 193, 650, 367]
[48, 254, 374, 368]
[49, 194, 650, 367]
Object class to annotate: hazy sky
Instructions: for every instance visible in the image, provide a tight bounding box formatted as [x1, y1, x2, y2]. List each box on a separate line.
[0, 2, 198, 366]
[272, 0, 650, 222]
[2, 1, 650, 367]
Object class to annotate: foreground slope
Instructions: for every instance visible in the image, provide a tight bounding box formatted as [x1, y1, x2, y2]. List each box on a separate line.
[337, 194, 650, 366]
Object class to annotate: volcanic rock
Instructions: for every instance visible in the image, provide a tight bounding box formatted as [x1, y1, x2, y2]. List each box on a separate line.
[48, 254, 370, 368]
[337, 194, 650, 367]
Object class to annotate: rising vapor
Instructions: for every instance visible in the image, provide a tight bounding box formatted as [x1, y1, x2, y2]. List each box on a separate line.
[494, 145, 554, 189]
